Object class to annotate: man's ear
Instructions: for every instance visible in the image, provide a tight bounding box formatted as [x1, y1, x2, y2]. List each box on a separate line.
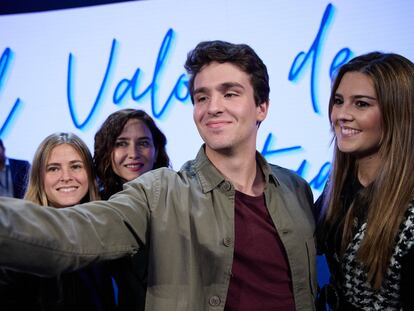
[256, 100, 269, 124]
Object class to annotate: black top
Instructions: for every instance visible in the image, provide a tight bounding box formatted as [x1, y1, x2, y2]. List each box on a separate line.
[0, 264, 115, 310]
[9, 158, 30, 199]
[100, 188, 147, 311]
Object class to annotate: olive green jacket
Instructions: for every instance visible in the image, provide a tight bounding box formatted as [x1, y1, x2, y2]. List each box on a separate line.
[0, 147, 316, 310]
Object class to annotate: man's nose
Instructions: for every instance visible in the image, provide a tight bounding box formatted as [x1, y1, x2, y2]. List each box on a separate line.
[207, 95, 224, 115]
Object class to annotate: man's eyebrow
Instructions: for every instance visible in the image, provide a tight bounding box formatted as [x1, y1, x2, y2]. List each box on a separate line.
[194, 82, 245, 95]
[193, 86, 209, 96]
[217, 82, 244, 92]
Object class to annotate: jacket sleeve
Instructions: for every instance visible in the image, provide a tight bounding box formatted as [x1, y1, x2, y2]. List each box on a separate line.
[0, 177, 153, 277]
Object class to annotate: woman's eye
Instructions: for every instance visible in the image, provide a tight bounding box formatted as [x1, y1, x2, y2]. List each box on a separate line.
[333, 97, 343, 105]
[47, 166, 59, 172]
[115, 141, 128, 147]
[138, 141, 150, 148]
[355, 100, 370, 108]
[195, 96, 207, 103]
[71, 164, 83, 170]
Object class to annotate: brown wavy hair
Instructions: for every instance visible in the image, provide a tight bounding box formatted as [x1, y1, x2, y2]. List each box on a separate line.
[94, 109, 170, 198]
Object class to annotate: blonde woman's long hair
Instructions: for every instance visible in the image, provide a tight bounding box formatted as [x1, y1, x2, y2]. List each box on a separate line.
[323, 52, 414, 289]
[24, 132, 100, 206]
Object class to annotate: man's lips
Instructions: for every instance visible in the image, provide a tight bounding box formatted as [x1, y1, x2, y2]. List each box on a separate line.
[206, 120, 232, 128]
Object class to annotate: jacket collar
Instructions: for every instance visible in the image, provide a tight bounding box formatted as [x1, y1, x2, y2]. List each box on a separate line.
[192, 145, 280, 193]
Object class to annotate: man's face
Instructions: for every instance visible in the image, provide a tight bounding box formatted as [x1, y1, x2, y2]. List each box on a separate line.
[193, 61, 268, 156]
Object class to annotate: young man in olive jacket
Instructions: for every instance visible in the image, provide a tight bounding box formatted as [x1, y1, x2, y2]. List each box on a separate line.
[0, 41, 316, 310]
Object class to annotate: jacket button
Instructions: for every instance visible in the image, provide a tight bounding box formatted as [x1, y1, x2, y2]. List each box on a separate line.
[209, 295, 221, 306]
[223, 237, 233, 247]
[220, 181, 231, 192]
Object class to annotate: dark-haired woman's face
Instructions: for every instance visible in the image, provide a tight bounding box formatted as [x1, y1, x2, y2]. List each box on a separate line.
[331, 72, 382, 159]
[111, 119, 157, 182]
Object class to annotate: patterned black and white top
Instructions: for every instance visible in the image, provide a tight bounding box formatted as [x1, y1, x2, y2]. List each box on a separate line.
[316, 175, 414, 311]
[341, 204, 414, 310]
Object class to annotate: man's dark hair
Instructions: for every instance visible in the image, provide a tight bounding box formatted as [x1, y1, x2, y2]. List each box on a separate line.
[0, 139, 3, 150]
[184, 40, 270, 106]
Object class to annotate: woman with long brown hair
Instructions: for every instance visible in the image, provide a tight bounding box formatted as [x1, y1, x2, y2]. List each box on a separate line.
[316, 52, 414, 310]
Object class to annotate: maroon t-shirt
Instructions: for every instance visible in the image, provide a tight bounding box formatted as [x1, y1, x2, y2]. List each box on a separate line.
[224, 191, 295, 311]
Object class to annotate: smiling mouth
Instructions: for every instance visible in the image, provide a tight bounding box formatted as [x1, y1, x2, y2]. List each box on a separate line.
[340, 126, 361, 136]
[56, 186, 78, 193]
[206, 121, 231, 128]
[124, 163, 143, 170]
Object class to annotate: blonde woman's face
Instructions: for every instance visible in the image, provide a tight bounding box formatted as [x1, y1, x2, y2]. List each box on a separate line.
[44, 144, 89, 208]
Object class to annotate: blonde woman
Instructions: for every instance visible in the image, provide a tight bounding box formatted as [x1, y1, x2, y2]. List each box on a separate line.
[0, 132, 115, 310]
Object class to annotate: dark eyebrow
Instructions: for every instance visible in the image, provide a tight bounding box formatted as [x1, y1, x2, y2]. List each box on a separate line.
[353, 95, 377, 100]
[116, 136, 152, 141]
[334, 93, 377, 101]
[193, 82, 244, 96]
[193, 87, 209, 96]
[217, 82, 244, 92]
[137, 137, 152, 142]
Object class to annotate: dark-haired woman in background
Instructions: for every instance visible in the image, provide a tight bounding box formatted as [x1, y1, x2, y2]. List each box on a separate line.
[94, 109, 170, 310]
[94, 109, 170, 199]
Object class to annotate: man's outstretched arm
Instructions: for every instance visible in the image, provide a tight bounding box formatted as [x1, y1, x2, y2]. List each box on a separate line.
[0, 179, 152, 276]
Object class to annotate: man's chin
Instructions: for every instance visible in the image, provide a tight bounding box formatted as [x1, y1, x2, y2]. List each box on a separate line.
[205, 144, 233, 155]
